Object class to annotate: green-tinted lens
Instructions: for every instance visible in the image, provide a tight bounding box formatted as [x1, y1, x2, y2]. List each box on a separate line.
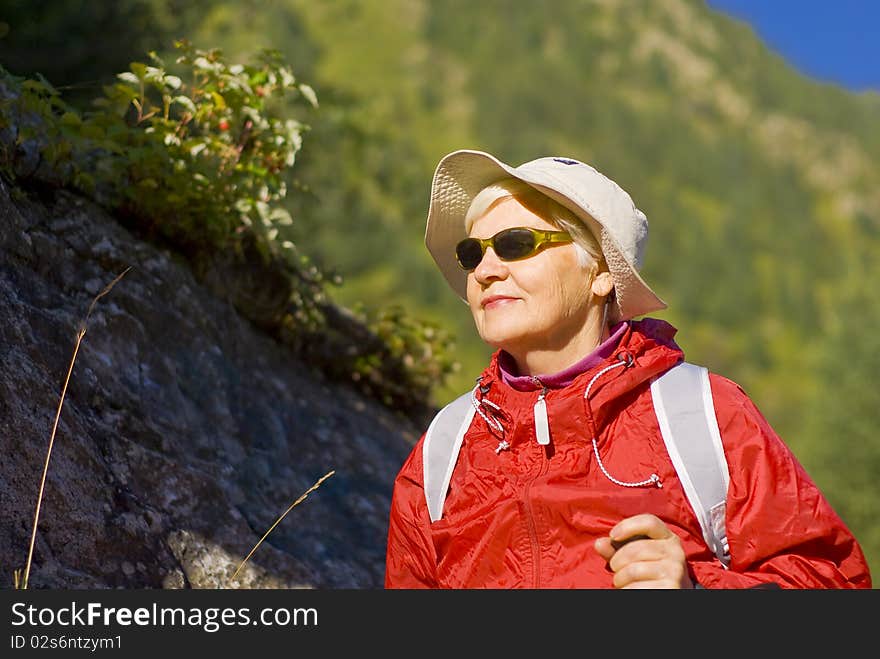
[455, 238, 484, 270]
[493, 228, 538, 260]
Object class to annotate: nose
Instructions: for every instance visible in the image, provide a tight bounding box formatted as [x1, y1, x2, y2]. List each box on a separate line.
[472, 246, 508, 285]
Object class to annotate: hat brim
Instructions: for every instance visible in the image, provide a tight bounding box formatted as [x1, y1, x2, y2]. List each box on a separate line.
[425, 149, 666, 322]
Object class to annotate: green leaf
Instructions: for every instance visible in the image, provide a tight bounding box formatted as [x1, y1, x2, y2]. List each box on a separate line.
[111, 83, 139, 101]
[59, 112, 82, 127]
[209, 91, 226, 110]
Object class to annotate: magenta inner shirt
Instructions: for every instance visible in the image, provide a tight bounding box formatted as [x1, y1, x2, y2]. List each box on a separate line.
[498, 321, 628, 391]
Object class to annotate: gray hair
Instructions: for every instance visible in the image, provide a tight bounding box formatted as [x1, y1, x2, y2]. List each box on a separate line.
[464, 177, 604, 269]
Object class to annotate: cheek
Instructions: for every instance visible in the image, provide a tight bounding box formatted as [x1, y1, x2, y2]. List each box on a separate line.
[466, 277, 488, 329]
[466, 276, 482, 313]
[566, 272, 592, 303]
[546, 271, 592, 316]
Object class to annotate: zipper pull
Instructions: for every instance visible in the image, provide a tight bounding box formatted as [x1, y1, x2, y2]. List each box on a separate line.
[534, 386, 550, 446]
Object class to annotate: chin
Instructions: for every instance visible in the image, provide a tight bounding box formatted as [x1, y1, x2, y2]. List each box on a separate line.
[477, 323, 538, 352]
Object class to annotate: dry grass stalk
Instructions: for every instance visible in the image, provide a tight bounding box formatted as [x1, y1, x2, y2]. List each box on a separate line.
[229, 469, 336, 586]
[17, 267, 131, 590]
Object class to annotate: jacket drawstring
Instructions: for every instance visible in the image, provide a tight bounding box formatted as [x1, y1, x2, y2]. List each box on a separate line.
[470, 378, 507, 452]
[583, 354, 662, 489]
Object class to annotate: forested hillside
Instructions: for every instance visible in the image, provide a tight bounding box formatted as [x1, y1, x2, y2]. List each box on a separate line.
[2, 0, 878, 580]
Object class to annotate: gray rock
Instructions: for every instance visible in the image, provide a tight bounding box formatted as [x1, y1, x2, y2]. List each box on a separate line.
[0, 180, 422, 589]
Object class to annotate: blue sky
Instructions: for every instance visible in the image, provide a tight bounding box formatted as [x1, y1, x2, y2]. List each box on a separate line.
[706, 0, 880, 92]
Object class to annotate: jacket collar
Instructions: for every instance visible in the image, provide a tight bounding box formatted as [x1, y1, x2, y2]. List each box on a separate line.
[477, 318, 684, 413]
[497, 321, 629, 391]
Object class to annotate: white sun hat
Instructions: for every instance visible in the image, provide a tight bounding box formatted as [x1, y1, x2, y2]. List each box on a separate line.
[424, 149, 667, 323]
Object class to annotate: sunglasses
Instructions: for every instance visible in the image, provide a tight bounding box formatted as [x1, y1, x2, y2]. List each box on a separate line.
[455, 227, 573, 270]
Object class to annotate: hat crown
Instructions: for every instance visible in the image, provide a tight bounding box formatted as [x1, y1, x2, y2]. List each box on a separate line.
[512, 156, 648, 269]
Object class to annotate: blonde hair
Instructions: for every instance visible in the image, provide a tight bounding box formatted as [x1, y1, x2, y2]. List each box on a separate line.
[464, 177, 604, 269]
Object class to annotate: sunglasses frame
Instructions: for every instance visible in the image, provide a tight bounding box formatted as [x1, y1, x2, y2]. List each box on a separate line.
[455, 227, 573, 271]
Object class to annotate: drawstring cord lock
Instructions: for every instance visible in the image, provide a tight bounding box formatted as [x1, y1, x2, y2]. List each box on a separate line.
[592, 436, 664, 488]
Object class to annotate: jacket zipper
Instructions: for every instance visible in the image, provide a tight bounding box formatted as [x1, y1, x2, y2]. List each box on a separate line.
[524, 384, 550, 588]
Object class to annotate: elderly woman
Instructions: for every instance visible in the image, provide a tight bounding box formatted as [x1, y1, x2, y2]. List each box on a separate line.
[384, 149, 871, 589]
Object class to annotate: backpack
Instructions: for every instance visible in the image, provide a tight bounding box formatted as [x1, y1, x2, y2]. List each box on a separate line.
[422, 361, 732, 568]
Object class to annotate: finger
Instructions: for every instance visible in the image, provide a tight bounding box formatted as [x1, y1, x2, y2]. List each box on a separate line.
[618, 572, 690, 589]
[613, 551, 693, 589]
[612, 559, 660, 588]
[594, 536, 616, 561]
[610, 533, 650, 551]
[608, 538, 669, 572]
[619, 579, 682, 590]
[613, 559, 685, 589]
[609, 513, 669, 544]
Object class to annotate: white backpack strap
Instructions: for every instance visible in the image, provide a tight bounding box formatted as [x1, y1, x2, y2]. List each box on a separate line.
[651, 362, 731, 568]
[423, 392, 477, 523]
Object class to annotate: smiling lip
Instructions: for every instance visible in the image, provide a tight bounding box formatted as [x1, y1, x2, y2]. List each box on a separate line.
[481, 295, 519, 309]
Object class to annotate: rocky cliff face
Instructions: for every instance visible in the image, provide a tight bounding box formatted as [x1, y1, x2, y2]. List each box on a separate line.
[0, 179, 421, 589]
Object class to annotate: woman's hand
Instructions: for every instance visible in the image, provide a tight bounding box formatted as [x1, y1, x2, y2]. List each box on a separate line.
[594, 513, 695, 589]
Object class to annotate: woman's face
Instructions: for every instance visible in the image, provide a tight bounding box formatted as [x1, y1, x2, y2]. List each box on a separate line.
[465, 196, 602, 363]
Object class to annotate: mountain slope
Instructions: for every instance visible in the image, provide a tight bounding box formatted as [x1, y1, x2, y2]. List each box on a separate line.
[215, 0, 880, 576]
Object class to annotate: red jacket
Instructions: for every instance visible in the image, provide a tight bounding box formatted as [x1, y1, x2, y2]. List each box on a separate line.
[385, 319, 872, 588]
